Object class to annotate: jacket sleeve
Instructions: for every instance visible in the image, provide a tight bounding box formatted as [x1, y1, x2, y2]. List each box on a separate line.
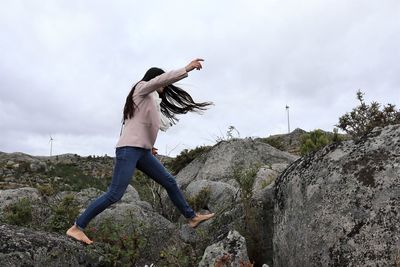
[135, 67, 188, 96]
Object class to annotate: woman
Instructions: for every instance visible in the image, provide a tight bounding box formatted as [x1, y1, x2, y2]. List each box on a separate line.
[66, 58, 215, 245]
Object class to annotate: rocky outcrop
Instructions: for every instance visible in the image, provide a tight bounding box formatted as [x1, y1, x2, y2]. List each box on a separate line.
[0, 183, 176, 266]
[0, 152, 114, 191]
[1, 137, 300, 266]
[0, 187, 42, 212]
[166, 138, 298, 266]
[198, 230, 251, 267]
[176, 138, 298, 188]
[77, 185, 176, 264]
[0, 187, 45, 224]
[0, 223, 104, 266]
[274, 124, 400, 266]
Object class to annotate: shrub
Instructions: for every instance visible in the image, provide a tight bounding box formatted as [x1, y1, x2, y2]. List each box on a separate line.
[260, 136, 285, 150]
[233, 164, 260, 201]
[300, 129, 330, 155]
[4, 197, 32, 226]
[37, 183, 57, 196]
[167, 146, 211, 175]
[48, 194, 80, 233]
[300, 128, 347, 156]
[337, 90, 400, 138]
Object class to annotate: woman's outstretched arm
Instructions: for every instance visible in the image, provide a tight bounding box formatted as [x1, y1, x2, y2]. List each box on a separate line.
[135, 58, 204, 96]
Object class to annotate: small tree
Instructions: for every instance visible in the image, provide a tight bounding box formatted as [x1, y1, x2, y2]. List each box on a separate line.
[337, 90, 400, 138]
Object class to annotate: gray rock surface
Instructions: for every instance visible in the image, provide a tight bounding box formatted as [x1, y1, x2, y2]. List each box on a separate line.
[198, 230, 251, 267]
[0, 223, 104, 266]
[162, 138, 297, 266]
[176, 138, 298, 188]
[74, 187, 105, 208]
[274, 124, 400, 266]
[253, 165, 286, 194]
[89, 196, 176, 263]
[184, 179, 238, 213]
[0, 187, 42, 211]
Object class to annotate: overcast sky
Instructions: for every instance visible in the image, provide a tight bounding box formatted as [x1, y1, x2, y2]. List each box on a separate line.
[1, 0, 399, 157]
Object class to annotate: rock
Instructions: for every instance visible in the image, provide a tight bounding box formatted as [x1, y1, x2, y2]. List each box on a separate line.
[6, 160, 15, 167]
[184, 180, 238, 213]
[74, 185, 151, 211]
[120, 184, 141, 203]
[89, 201, 176, 264]
[176, 138, 298, 189]
[198, 230, 251, 267]
[273, 124, 400, 266]
[0, 187, 42, 212]
[29, 161, 47, 172]
[250, 177, 276, 267]
[53, 176, 63, 182]
[0, 223, 104, 266]
[162, 138, 297, 265]
[74, 187, 104, 207]
[252, 165, 284, 194]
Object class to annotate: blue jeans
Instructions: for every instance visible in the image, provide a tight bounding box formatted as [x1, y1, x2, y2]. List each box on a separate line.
[75, 146, 196, 230]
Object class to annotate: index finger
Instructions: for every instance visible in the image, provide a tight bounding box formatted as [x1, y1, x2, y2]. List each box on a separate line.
[194, 58, 204, 62]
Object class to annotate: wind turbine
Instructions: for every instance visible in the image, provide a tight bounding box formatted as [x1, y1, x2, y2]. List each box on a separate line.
[285, 105, 290, 133]
[49, 135, 54, 156]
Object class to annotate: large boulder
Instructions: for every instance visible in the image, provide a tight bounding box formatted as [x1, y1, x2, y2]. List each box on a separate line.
[274, 124, 400, 266]
[166, 139, 297, 266]
[198, 230, 251, 267]
[87, 192, 176, 265]
[176, 138, 298, 188]
[0, 187, 42, 211]
[0, 187, 44, 223]
[0, 223, 104, 266]
[184, 180, 237, 213]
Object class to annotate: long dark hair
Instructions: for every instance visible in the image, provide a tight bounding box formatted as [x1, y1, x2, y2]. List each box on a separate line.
[122, 67, 213, 124]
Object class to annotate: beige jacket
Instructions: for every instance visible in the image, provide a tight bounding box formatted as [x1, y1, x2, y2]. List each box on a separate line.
[115, 67, 188, 149]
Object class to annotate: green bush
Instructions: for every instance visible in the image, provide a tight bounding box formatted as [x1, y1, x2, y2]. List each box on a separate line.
[167, 146, 211, 175]
[48, 194, 80, 233]
[37, 183, 57, 196]
[259, 136, 285, 150]
[337, 90, 400, 138]
[233, 164, 260, 201]
[4, 197, 32, 226]
[300, 129, 330, 155]
[300, 129, 346, 155]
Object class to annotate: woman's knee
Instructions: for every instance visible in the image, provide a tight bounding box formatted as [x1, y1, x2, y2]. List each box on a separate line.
[162, 174, 179, 189]
[106, 189, 124, 203]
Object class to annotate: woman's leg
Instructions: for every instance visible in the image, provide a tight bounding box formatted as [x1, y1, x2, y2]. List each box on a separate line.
[136, 150, 196, 219]
[74, 146, 142, 230]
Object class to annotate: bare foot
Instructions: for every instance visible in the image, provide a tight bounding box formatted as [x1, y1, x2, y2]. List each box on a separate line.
[188, 212, 215, 228]
[66, 224, 93, 245]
